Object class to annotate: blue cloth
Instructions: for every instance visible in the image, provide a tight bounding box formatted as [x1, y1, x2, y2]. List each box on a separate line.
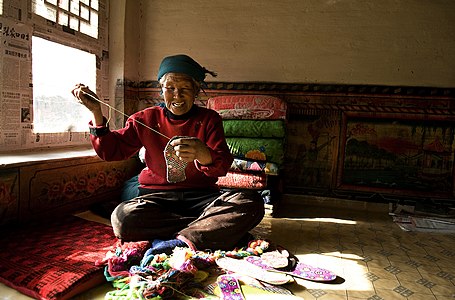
[120, 175, 140, 201]
[145, 239, 187, 255]
[157, 54, 212, 82]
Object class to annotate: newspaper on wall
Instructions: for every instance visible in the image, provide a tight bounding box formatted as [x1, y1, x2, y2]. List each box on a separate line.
[0, 19, 98, 151]
[0, 0, 109, 152]
[0, 17, 32, 150]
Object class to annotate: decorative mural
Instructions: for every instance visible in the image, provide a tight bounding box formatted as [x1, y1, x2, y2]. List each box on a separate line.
[284, 113, 339, 189]
[338, 113, 455, 198]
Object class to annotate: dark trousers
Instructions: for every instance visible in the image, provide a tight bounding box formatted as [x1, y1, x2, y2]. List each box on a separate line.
[110, 189, 265, 250]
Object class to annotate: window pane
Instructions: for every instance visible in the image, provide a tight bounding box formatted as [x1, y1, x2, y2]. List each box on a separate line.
[69, 15, 78, 30]
[59, 0, 69, 9]
[47, 6, 57, 21]
[80, 4, 89, 21]
[32, 36, 96, 133]
[33, 0, 98, 38]
[58, 11, 68, 26]
[91, 0, 98, 10]
[70, 0, 79, 14]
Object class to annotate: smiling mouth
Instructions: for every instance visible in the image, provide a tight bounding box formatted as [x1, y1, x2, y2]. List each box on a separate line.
[172, 102, 184, 107]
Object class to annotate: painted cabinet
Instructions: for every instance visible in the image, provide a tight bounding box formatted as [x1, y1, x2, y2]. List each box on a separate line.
[0, 155, 139, 226]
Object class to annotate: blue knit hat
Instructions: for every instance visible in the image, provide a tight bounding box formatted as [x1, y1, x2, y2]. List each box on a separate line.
[157, 54, 217, 82]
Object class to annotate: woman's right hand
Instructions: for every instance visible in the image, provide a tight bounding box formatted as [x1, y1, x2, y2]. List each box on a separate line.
[71, 83, 102, 112]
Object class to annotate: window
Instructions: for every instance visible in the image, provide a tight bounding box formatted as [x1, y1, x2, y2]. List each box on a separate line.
[0, 0, 107, 151]
[30, 0, 106, 135]
[32, 36, 96, 133]
[32, 0, 99, 38]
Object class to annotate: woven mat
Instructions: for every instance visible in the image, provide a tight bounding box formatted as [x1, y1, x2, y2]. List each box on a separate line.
[0, 216, 116, 300]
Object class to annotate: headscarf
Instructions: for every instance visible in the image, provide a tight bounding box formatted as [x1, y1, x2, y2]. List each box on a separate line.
[157, 54, 217, 82]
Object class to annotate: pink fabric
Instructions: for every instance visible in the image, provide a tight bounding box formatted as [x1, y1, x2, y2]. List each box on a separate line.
[207, 95, 286, 120]
[217, 171, 268, 189]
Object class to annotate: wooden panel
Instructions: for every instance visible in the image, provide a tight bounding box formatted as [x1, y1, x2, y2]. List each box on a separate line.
[0, 168, 19, 225]
[19, 156, 139, 221]
[336, 112, 455, 199]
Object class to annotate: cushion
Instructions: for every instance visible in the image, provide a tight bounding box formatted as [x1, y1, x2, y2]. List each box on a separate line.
[207, 95, 286, 120]
[223, 120, 286, 138]
[0, 216, 116, 300]
[230, 158, 280, 175]
[217, 171, 268, 189]
[226, 137, 285, 165]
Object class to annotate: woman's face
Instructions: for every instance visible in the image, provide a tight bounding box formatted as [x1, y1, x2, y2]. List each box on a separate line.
[161, 73, 198, 115]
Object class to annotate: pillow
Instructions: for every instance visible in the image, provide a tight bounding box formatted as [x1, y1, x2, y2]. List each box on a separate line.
[223, 120, 286, 138]
[0, 216, 116, 300]
[226, 137, 285, 165]
[217, 171, 268, 190]
[230, 158, 280, 175]
[207, 95, 286, 120]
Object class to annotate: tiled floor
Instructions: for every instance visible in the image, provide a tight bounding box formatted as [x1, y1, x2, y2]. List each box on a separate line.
[261, 195, 455, 300]
[1, 194, 454, 299]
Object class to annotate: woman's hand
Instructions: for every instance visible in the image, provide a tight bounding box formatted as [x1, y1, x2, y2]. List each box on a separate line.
[170, 137, 213, 165]
[71, 83, 104, 126]
[71, 84, 102, 112]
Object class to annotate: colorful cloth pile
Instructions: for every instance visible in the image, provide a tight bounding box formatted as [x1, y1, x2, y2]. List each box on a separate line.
[207, 95, 287, 214]
[96, 238, 338, 299]
[95, 239, 272, 299]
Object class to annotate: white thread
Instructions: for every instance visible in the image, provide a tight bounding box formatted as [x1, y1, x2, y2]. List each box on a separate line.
[78, 89, 171, 140]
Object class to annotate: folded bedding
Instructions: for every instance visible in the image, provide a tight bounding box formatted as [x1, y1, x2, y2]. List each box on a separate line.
[217, 171, 268, 190]
[230, 158, 280, 175]
[0, 216, 116, 300]
[207, 95, 286, 120]
[223, 120, 285, 138]
[226, 137, 284, 165]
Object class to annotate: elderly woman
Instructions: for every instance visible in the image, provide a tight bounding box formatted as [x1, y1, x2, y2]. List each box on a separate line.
[72, 54, 264, 253]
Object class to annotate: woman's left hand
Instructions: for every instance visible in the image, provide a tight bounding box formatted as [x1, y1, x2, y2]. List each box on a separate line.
[170, 137, 212, 165]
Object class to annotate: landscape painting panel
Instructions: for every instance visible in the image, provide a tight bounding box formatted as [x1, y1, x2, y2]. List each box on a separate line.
[342, 116, 455, 196]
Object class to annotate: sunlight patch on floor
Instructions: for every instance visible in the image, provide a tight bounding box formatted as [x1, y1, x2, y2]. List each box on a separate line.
[295, 252, 373, 292]
[284, 217, 357, 225]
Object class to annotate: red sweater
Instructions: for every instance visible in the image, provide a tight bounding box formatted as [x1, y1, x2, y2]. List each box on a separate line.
[90, 105, 233, 190]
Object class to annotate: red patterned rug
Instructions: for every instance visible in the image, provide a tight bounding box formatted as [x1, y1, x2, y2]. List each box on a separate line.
[0, 216, 116, 300]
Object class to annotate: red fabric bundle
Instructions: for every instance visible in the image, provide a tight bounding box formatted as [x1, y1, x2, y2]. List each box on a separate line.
[216, 171, 268, 189]
[0, 216, 116, 300]
[207, 95, 287, 120]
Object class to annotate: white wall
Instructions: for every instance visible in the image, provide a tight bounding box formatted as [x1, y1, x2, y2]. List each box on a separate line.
[130, 0, 454, 87]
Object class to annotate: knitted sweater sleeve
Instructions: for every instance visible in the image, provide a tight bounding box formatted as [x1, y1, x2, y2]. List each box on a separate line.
[194, 112, 233, 178]
[89, 116, 143, 161]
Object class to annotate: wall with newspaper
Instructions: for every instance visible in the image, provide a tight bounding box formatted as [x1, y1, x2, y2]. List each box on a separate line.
[0, 0, 109, 152]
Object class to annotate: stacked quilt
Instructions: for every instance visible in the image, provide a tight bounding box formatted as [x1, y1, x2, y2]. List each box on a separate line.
[207, 95, 287, 213]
